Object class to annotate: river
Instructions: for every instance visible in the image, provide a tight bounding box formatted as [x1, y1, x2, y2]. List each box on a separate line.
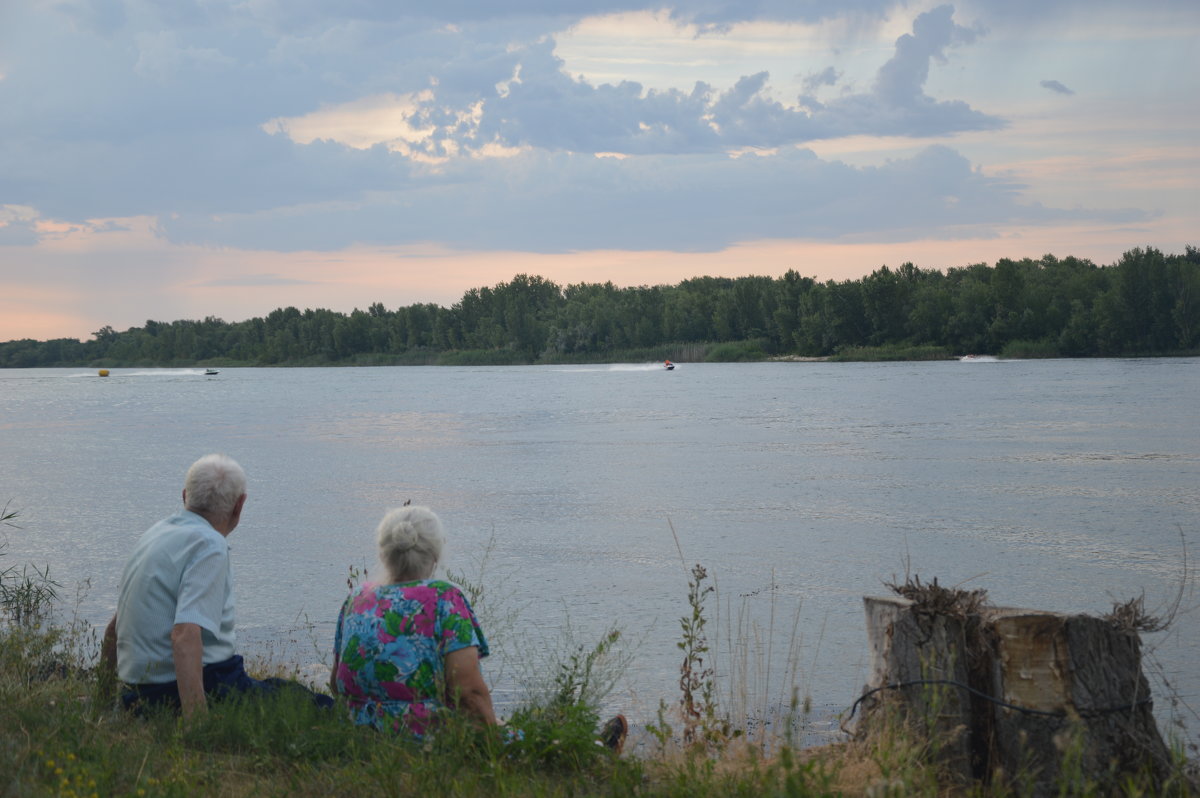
[1, 359, 1197, 734]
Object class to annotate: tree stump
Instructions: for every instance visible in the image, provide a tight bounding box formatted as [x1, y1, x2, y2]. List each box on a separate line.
[985, 609, 1170, 795]
[861, 595, 975, 783]
[859, 594, 1174, 796]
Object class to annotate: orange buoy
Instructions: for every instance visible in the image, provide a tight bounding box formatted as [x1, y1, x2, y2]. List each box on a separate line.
[98, 369, 110, 377]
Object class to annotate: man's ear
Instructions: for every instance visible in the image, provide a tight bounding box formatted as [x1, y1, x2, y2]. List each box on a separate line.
[229, 493, 247, 529]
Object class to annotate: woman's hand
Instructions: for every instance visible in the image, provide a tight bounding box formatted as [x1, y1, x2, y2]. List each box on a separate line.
[444, 646, 497, 726]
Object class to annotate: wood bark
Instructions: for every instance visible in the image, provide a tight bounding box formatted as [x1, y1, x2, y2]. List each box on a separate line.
[986, 609, 1170, 795]
[861, 596, 974, 783]
[860, 597, 1173, 796]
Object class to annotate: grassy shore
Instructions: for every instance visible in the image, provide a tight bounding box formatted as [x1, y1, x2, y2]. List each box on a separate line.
[4, 588, 1198, 796]
[0, 623, 842, 798]
[4, 508, 1196, 796]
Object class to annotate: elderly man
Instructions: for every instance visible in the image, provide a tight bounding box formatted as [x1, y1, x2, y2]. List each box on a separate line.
[100, 454, 330, 717]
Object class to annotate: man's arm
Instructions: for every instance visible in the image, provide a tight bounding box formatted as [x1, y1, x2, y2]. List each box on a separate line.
[171, 622, 206, 719]
[98, 615, 118, 702]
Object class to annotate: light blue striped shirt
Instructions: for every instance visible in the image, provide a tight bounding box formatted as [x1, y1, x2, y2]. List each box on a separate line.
[116, 510, 236, 684]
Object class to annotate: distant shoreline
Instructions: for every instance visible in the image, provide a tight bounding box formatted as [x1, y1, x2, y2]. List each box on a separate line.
[7, 351, 1200, 370]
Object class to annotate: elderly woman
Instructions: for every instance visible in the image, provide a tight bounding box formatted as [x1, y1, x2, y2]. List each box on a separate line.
[330, 505, 496, 734]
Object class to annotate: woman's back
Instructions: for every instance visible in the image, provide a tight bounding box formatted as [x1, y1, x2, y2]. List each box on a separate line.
[333, 579, 488, 733]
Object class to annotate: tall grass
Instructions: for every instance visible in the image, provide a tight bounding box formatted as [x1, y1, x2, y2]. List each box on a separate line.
[1, 504, 61, 630]
[3, 505, 1197, 796]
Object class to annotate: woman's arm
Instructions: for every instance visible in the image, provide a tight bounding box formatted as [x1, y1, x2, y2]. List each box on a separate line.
[444, 646, 497, 726]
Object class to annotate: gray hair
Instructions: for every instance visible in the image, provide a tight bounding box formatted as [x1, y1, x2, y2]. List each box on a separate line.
[377, 505, 444, 583]
[183, 454, 246, 520]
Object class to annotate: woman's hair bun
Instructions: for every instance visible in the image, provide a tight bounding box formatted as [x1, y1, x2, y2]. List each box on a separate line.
[376, 505, 445, 582]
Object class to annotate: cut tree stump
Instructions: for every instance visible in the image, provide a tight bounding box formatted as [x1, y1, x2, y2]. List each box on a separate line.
[859, 594, 1173, 796]
[986, 609, 1170, 795]
[862, 595, 975, 784]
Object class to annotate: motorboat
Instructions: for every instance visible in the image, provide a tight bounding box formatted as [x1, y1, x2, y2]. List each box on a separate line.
[664, 360, 675, 370]
[204, 368, 219, 375]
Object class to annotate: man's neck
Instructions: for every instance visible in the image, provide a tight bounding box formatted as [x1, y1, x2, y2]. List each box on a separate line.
[188, 507, 232, 537]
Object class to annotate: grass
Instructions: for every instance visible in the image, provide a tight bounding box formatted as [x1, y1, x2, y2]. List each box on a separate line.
[3, 509, 1198, 796]
[3, 606, 1198, 796]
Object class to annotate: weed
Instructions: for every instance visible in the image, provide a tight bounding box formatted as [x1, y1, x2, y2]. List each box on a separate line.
[678, 563, 721, 747]
[1, 503, 61, 629]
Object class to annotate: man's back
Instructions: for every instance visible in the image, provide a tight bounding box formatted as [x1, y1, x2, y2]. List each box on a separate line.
[116, 509, 236, 684]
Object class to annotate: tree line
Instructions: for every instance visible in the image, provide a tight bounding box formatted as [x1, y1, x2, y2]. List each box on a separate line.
[2, 246, 1197, 367]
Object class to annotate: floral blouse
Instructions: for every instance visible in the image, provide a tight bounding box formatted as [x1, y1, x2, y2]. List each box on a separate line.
[332, 579, 488, 734]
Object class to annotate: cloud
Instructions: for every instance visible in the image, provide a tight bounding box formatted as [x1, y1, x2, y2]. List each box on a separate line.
[956, 0, 1197, 31]
[200, 273, 316, 287]
[0, 205, 40, 246]
[1040, 79, 1075, 95]
[194, 0, 896, 30]
[875, 6, 978, 103]
[2, 1, 1002, 234]
[0, 0, 1182, 289]
[157, 144, 1148, 254]
[801, 66, 841, 95]
[442, 5, 1002, 155]
[0, 220, 39, 246]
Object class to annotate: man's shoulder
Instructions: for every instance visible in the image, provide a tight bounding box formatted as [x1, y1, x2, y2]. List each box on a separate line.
[137, 511, 225, 554]
[155, 509, 219, 534]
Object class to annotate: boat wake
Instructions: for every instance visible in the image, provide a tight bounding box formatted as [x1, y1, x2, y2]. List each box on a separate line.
[560, 364, 667, 373]
[69, 369, 216, 377]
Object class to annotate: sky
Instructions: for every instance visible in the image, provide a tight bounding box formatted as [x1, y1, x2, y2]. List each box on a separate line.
[1, 0, 1197, 342]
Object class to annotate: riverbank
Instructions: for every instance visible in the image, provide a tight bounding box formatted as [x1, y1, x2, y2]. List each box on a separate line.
[4, 618, 1196, 796]
[11, 343, 1197, 369]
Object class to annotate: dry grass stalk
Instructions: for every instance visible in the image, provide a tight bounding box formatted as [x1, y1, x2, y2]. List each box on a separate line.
[1104, 593, 1168, 633]
[884, 574, 989, 620]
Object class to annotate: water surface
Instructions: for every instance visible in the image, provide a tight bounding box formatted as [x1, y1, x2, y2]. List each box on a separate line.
[2, 359, 1197, 727]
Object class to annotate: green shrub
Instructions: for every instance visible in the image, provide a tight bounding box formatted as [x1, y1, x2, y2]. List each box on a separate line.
[437, 348, 531, 366]
[999, 338, 1062, 358]
[705, 340, 768, 362]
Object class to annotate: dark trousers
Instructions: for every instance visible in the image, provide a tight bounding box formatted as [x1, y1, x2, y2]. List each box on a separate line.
[122, 654, 335, 714]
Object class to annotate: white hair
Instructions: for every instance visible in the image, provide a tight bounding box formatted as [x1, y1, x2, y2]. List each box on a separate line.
[376, 505, 445, 583]
[183, 454, 246, 520]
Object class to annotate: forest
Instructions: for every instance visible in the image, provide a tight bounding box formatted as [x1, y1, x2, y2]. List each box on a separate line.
[2, 246, 1198, 367]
